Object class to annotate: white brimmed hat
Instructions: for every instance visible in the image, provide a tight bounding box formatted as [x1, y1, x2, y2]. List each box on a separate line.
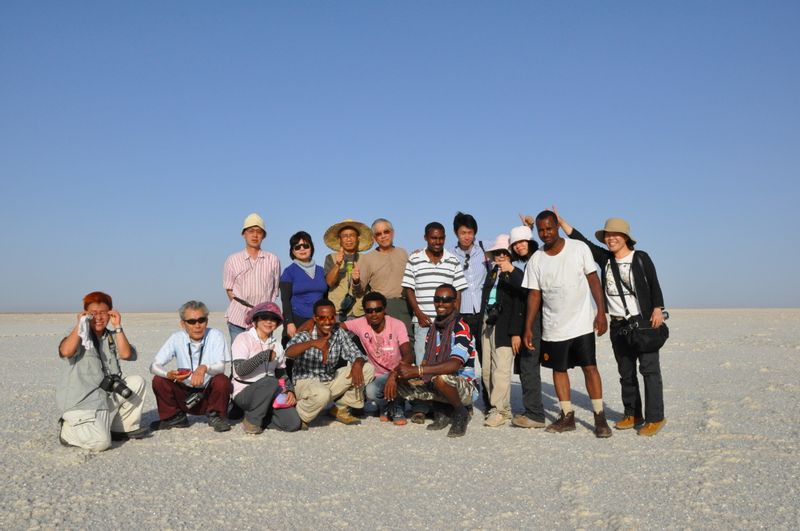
[241, 213, 266, 234]
[509, 225, 533, 246]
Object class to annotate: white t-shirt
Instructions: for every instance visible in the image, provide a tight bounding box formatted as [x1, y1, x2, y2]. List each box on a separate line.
[604, 252, 641, 318]
[522, 238, 597, 341]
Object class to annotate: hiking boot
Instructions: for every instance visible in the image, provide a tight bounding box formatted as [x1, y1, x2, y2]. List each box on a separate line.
[208, 412, 231, 432]
[150, 412, 189, 431]
[637, 419, 667, 437]
[614, 415, 645, 430]
[594, 411, 613, 438]
[427, 411, 451, 431]
[228, 402, 245, 421]
[545, 411, 576, 433]
[410, 411, 426, 424]
[241, 418, 263, 435]
[111, 426, 151, 441]
[483, 410, 507, 428]
[328, 405, 361, 425]
[511, 414, 546, 429]
[299, 421, 309, 431]
[447, 407, 470, 438]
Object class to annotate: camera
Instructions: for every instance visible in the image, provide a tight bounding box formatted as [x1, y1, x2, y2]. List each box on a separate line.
[185, 392, 203, 409]
[339, 293, 356, 318]
[99, 374, 133, 399]
[485, 303, 502, 326]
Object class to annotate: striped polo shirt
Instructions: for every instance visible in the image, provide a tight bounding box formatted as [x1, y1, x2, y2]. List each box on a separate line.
[223, 249, 281, 327]
[402, 248, 467, 320]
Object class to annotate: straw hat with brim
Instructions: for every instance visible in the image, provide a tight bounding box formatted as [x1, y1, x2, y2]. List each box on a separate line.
[509, 225, 533, 246]
[241, 213, 266, 234]
[323, 219, 374, 251]
[486, 234, 511, 255]
[245, 302, 283, 327]
[595, 218, 636, 246]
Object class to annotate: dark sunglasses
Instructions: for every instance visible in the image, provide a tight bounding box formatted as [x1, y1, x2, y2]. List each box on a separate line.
[433, 296, 456, 303]
[293, 243, 311, 251]
[183, 317, 208, 325]
[364, 306, 385, 314]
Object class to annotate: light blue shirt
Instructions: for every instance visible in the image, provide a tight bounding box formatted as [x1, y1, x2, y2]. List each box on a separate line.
[151, 328, 230, 388]
[453, 244, 487, 314]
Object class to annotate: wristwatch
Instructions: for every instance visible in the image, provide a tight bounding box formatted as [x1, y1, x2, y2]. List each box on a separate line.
[114, 328, 124, 333]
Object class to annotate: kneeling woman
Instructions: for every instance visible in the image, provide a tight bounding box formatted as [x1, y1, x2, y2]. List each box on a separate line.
[231, 303, 302, 434]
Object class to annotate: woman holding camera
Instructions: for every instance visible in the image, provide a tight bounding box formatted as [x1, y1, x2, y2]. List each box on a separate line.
[231, 303, 302, 434]
[480, 235, 528, 427]
[555, 208, 667, 436]
[56, 291, 149, 451]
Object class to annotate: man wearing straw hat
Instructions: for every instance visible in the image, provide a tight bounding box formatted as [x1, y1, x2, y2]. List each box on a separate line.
[322, 219, 374, 320]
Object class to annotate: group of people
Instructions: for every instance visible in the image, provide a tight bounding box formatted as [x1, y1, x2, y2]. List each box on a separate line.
[55, 208, 668, 451]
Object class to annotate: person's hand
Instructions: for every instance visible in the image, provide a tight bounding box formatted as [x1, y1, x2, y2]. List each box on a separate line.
[594, 312, 608, 336]
[498, 260, 515, 273]
[108, 309, 122, 328]
[76, 311, 90, 324]
[384, 372, 397, 400]
[190, 365, 208, 387]
[351, 263, 360, 283]
[523, 329, 536, 351]
[286, 323, 297, 338]
[519, 213, 534, 228]
[167, 369, 192, 382]
[396, 361, 417, 380]
[511, 335, 521, 355]
[335, 248, 345, 266]
[651, 307, 664, 328]
[314, 336, 331, 365]
[417, 313, 432, 328]
[348, 360, 365, 388]
[285, 391, 297, 407]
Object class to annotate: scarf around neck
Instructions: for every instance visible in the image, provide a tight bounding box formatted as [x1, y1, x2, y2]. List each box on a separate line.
[294, 259, 317, 278]
[422, 310, 460, 382]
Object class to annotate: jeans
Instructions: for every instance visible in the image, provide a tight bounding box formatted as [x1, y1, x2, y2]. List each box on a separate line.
[365, 372, 404, 416]
[227, 322, 247, 345]
[413, 322, 430, 364]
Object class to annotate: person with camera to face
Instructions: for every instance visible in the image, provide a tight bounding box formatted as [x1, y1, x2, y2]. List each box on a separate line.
[56, 291, 149, 451]
[149, 301, 232, 432]
[480, 235, 530, 428]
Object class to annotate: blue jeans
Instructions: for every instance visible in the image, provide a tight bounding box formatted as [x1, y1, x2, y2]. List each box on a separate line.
[365, 372, 404, 416]
[227, 322, 247, 345]
[413, 323, 430, 364]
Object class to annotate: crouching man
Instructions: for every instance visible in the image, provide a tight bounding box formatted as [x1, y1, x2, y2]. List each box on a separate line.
[149, 300, 232, 432]
[57, 291, 149, 451]
[396, 284, 477, 438]
[285, 299, 375, 427]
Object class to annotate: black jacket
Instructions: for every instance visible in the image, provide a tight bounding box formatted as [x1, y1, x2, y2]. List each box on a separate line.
[480, 265, 526, 348]
[569, 229, 665, 319]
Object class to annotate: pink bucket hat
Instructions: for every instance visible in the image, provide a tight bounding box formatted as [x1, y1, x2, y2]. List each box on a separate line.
[486, 234, 511, 254]
[245, 302, 283, 327]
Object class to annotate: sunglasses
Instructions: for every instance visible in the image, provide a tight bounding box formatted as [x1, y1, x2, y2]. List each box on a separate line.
[433, 296, 456, 303]
[364, 306, 385, 314]
[183, 317, 208, 325]
[293, 243, 311, 251]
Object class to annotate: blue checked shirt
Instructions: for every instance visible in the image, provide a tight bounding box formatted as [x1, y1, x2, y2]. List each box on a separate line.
[287, 325, 366, 382]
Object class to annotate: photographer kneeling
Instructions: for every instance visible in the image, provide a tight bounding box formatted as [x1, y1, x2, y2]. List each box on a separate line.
[56, 291, 149, 451]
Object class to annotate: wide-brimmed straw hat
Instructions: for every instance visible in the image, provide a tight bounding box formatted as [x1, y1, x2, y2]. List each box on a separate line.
[509, 225, 533, 246]
[595, 218, 636, 246]
[241, 213, 266, 234]
[323, 219, 374, 251]
[245, 302, 283, 327]
[486, 234, 511, 255]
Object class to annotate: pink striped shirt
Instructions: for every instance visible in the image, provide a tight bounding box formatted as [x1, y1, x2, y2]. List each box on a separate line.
[223, 249, 281, 327]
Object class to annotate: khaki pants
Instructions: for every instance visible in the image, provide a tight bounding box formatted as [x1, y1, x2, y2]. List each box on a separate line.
[60, 375, 147, 452]
[293, 363, 375, 423]
[482, 324, 514, 417]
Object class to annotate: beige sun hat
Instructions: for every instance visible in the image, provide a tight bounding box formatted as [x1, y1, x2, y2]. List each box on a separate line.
[241, 213, 266, 234]
[595, 218, 636, 246]
[323, 219, 374, 251]
[486, 234, 511, 254]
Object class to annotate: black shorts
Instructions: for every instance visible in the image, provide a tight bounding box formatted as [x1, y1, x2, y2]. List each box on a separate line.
[540, 332, 597, 371]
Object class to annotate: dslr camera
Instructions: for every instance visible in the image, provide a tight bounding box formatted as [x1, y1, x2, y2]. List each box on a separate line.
[99, 374, 133, 399]
[485, 303, 502, 326]
[185, 392, 203, 409]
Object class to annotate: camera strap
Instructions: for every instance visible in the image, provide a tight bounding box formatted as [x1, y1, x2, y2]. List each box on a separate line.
[608, 255, 633, 321]
[93, 331, 122, 377]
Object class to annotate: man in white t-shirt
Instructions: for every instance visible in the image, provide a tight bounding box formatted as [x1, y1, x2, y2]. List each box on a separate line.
[522, 211, 612, 438]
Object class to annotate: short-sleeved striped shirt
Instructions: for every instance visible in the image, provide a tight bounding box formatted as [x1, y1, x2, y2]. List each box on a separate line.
[223, 249, 281, 328]
[401, 249, 467, 320]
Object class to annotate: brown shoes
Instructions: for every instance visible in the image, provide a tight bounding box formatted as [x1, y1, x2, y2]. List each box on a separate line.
[511, 414, 546, 429]
[328, 405, 361, 425]
[615, 415, 645, 430]
[594, 412, 612, 438]
[241, 418, 263, 435]
[637, 419, 667, 436]
[545, 411, 576, 433]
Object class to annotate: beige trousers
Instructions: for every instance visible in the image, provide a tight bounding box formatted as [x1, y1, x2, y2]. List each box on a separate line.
[293, 363, 375, 423]
[482, 324, 514, 417]
[60, 374, 147, 452]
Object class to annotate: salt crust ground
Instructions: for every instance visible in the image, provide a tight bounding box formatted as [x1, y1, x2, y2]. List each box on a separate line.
[1, 309, 798, 530]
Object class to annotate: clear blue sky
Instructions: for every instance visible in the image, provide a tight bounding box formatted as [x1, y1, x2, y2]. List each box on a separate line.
[1, 2, 798, 312]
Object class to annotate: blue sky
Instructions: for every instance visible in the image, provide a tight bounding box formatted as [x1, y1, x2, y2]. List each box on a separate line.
[1, 2, 797, 312]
